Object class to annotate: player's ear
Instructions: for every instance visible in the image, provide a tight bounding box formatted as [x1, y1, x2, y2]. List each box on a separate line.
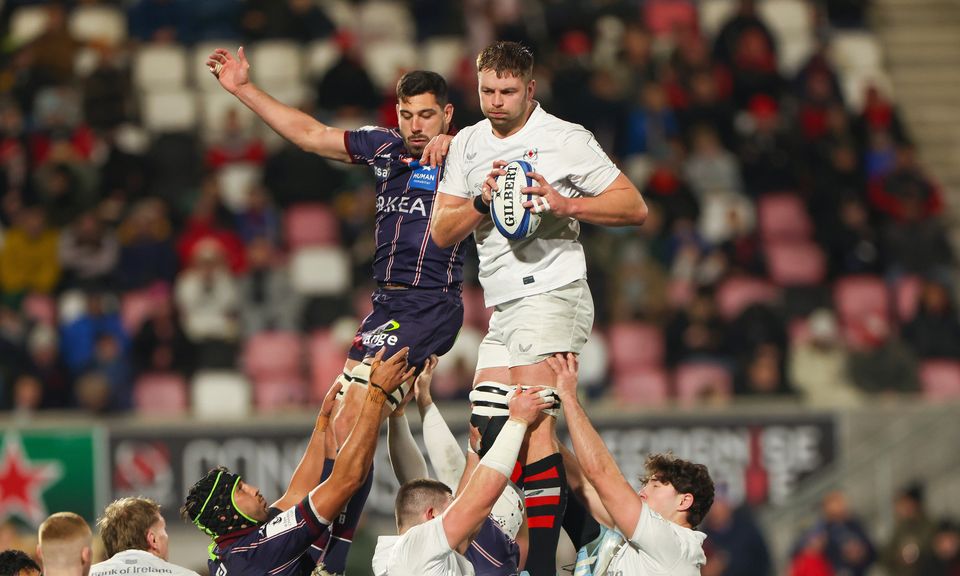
[677, 492, 694, 512]
[443, 103, 454, 125]
[526, 78, 536, 101]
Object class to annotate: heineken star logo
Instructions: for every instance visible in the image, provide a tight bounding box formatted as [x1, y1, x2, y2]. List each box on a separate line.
[0, 433, 63, 525]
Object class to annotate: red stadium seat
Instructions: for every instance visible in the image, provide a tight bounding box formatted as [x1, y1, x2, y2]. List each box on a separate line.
[608, 322, 665, 371]
[308, 330, 345, 403]
[122, 286, 170, 334]
[644, 0, 698, 37]
[244, 332, 303, 380]
[134, 373, 189, 415]
[462, 285, 492, 331]
[674, 362, 733, 405]
[919, 360, 960, 401]
[834, 275, 890, 346]
[254, 378, 307, 412]
[765, 241, 827, 286]
[285, 203, 340, 249]
[758, 193, 812, 242]
[895, 275, 923, 324]
[613, 368, 670, 406]
[789, 317, 813, 347]
[715, 276, 780, 320]
[22, 293, 56, 326]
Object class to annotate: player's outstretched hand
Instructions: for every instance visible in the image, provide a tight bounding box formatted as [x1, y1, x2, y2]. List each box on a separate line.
[508, 385, 551, 425]
[522, 172, 572, 218]
[546, 353, 580, 400]
[481, 160, 509, 205]
[370, 347, 416, 397]
[414, 354, 438, 411]
[419, 135, 454, 168]
[206, 47, 250, 95]
[320, 381, 342, 419]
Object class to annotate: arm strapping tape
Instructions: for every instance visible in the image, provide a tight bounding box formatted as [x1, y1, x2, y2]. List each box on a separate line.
[422, 404, 466, 490]
[479, 419, 527, 478]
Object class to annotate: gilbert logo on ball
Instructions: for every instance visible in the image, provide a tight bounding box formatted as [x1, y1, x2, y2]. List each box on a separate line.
[491, 160, 541, 240]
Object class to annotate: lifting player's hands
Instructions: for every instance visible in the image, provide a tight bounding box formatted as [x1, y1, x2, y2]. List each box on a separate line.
[369, 347, 417, 397]
[546, 353, 580, 401]
[206, 47, 250, 95]
[480, 160, 510, 206]
[318, 381, 342, 423]
[522, 171, 573, 218]
[508, 385, 552, 425]
[419, 135, 454, 168]
[414, 354, 439, 412]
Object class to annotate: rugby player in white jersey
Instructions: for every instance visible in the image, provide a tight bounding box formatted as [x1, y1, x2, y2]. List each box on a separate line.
[427, 40, 647, 575]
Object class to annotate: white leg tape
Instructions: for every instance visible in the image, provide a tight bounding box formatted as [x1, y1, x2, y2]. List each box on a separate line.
[469, 381, 513, 417]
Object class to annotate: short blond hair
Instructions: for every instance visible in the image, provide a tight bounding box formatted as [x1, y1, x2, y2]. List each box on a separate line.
[97, 498, 161, 558]
[38, 512, 92, 570]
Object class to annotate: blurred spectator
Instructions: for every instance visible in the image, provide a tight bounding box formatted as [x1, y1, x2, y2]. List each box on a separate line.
[81, 45, 135, 132]
[713, 0, 777, 67]
[608, 207, 670, 323]
[717, 206, 765, 277]
[677, 72, 736, 150]
[316, 34, 380, 114]
[234, 187, 280, 246]
[204, 109, 266, 170]
[882, 197, 954, 280]
[59, 290, 128, 375]
[185, 0, 243, 44]
[133, 291, 194, 377]
[826, 0, 869, 27]
[177, 185, 246, 273]
[881, 482, 936, 576]
[174, 240, 240, 368]
[817, 490, 877, 576]
[0, 206, 60, 297]
[0, 301, 30, 404]
[0, 101, 32, 220]
[849, 314, 920, 395]
[30, 3, 81, 84]
[58, 211, 118, 290]
[263, 137, 346, 207]
[621, 83, 679, 161]
[868, 147, 943, 222]
[738, 95, 799, 196]
[809, 107, 863, 224]
[855, 86, 911, 151]
[791, 528, 836, 576]
[238, 237, 302, 335]
[34, 162, 89, 228]
[116, 199, 177, 291]
[728, 302, 788, 359]
[902, 280, 960, 360]
[610, 23, 658, 103]
[666, 288, 728, 367]
[411, 0, 463, 41]
[788, 309, 862, 408]
[734, 342, 795, 398]
[97, 128, 151, 221]
[128, 0, 189, 44]
[729, 27, 783, 109]
[74, 370, 112, 413]
[823, 195, 884, 278]
[242, 0, 336, 43]
[643, 163, 701, 232]
[684, 125, 744, 198]
[10, 372, 43, 417]
[25, 323, 73, 409]
[796, 64, 845, 144]
[918, 519, 960, 576]
[702, 492, 771, 576]
[85, 332, 133, 411]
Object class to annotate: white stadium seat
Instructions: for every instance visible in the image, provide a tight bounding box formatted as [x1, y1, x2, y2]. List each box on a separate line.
[192, 371, 252, 419]
[290, 247, 352, 295]
[357, 0, 414, 43]
[830, 31, 884, 74]
[10, 5, 49, 45]
[699, 0, 737, 39]
[778, 35, 816, 74]
[134, 44, 189, 91]
[250, 40, 304, 86]
[759, 0, 813, 42]
[305, 39, 341, 80]
[69, 5, 126, 45]
[217, 163, 263, 213]
[363, 39, 419, 92]
[422, 37, 467, 80]
[842, 69, 894, 112]
[141, 90, 198, 133]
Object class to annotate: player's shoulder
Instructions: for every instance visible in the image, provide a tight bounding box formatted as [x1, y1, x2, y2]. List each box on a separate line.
[538, 109, 593, 142]
[355, 125, 404, 145]
[451, 119, 489, 147]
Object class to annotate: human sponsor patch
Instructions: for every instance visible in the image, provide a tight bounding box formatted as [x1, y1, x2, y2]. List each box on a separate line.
[408, 162, 439, 191]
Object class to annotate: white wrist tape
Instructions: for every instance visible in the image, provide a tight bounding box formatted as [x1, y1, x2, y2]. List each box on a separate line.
[479, 419, 527, 478]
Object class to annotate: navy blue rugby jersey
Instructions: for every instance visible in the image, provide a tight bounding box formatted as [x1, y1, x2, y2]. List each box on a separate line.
[344, 127, 465, 289]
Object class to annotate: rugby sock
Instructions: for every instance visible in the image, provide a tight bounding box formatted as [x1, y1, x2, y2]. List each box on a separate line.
[522, 453, 567, 576]
[563, 485, 602, 549]
[319, 463, 375, 574]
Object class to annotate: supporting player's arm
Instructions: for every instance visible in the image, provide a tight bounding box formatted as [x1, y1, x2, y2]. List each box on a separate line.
[310, 348, 416, 520]
[271, 381, 342, 510]
[559, 443, 615, 528]
[388, 387, 429, 484]
[441, 387, 549, 551]
[206, 47, 350, 162]
[431, 192, 485, 248]
[415, 355, 467, 489]
[549, 353, 644, 537]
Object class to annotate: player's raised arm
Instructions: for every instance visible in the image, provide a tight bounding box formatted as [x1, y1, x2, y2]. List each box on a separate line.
[415, 355, 467, 489]
[206, 47, 350, 162]
[550, 353, 644, 537]
[310, 348, 416, 520]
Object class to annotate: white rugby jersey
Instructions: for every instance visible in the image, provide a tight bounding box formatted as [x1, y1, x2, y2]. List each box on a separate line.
[90, 549, 201, 576]
[372, 515, 475, 576]
[607, 504, 708, 575]
[438, 103, 621, 307]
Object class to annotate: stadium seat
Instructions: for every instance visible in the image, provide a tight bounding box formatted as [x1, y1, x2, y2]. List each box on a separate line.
[462, 285, 491, 331]
[833, 275, 890, 326]
[68, 5, 126, 45]
[250, 40, 304, 86]
[698, 0, 737, 39]
[243, 331, 304, 380]
[758, 193, 812, 242]
[830, 31, 884, 74]
[674, 362, 733, 405]
[308, 329, 344, 402]
[290, 247, 352, 296]
[141, 90, 198, 133]
[789, 317, 812, 347]
[254, 378, 307, 412]
[422, 37, 467, 80]
[841, 69, 895, 113]
[895, 275, 923, 324]
[357, 0, 415, 43]
[22, 293, 56, 326]
[285, 203, 341, 249]
[919, 360, 960, 401]
[613, 368, 670, 406]
[134, 44, 189, 91]
[217, 163, 263, 213]
[758, 0, 812, 41]
[765, 241, 827, 286]
[134, 373, 189, 416]
[579, 330, 610, 390]
[363, 39, 418, 92]
[608, 322, 665, 371]
[121, 287, 169, 334]
[715, 276, 780, 320]
[192, 371, 252, 418]
[431, 327, 482, 399]
[305, 39, 341, 81]
[778, 35, 816, 75]
[9, 5, 50, 45]
[667, 278, 695, 309]
[58, 290, 87, 326]
[644, 0, 698, 37]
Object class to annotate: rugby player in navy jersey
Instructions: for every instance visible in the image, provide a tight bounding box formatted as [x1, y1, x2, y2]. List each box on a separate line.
[206, 48, 465, 573]
[181, 348, 415, 576]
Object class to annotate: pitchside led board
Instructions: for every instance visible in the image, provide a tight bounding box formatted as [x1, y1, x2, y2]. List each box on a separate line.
[0, 428, 103, 529]
[107, 414, 836, 516]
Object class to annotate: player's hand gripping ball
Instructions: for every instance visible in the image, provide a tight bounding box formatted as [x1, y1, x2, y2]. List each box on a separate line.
[491, 160, 541, 240]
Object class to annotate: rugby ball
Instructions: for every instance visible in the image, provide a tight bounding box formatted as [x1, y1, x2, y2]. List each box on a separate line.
[491, 160, 541, 240]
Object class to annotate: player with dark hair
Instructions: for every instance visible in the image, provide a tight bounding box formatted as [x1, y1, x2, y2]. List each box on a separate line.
[206, 48, 465, 573]
[427, 40, 647, 575]
[181, 348, 414, 576]
[0, 550, 40, 576]
[550, 352, 715, 574]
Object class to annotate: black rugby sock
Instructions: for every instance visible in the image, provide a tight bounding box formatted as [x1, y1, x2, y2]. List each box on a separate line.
[522, 453, 566, 576]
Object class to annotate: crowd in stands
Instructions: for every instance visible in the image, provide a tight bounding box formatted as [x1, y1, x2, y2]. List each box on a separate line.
[1, 0, 959, 416]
